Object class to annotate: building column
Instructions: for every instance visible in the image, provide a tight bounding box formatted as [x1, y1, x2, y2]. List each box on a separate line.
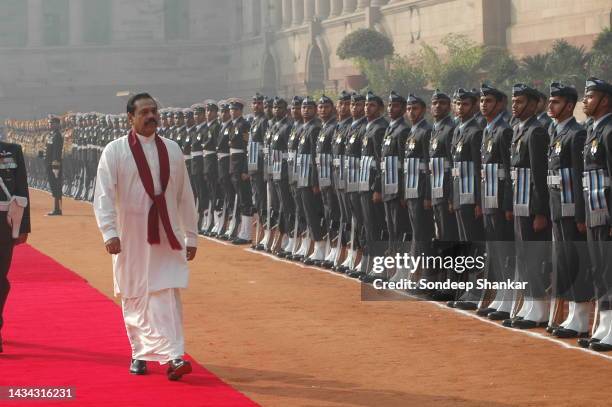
[271, 0, 283, 28]
[282, 0, 293, 27]
[371, 0, 389, 5]
[356, 0, 369, 10]
[28, 0, 43, 47]
[315, 0, 330, 19]
[69, 0, 83, 45]
[243, 0, 253, 36]
[292, 0, 304, 25]
[330, 0, 342, 16]
[304, 0, 315, 22]
[342, 0, 357, 14]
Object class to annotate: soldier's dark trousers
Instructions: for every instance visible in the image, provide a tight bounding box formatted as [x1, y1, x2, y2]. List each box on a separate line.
[275, 179, 294, 236]
[348, 192, 363, 249]
[231, 173, 254, 216]
[321, 187, 340, 241]
[192, 157, 207, 213]
[552, 218, 592, 302]
[0, 239, 14, 330]
[483, 211, 514, 283]
[47, 169, 63, 199]
[586, 225, 612, 309]
[290, 184, 306, 236]
[384, 198, 410, 243]
[299, 187, 324, 241]
[359, 193, 386, 258]
[251, 172, 267, 222]
[514, 215, 552, 299]
[456, 205, 485, 300]
[336, 189, 352, 245]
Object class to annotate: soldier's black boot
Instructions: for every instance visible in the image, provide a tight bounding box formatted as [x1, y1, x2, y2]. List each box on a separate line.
[47, 198, 62, 216]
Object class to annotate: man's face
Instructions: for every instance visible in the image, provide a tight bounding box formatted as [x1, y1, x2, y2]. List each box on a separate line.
[221, 110, 231, 122]
[456, 99, 475, 121]
[318, 103, 333, 121]
[168, 115, 175, 126]
[229, 107, 242, 120]
[291, 105, 302, 121]
[336, 100, 351, 119]
[407, 103, 425, 123]
[129, 98, 159, 137]
[511, 95, 537, 120]
[431, 99, 450, 120]
[162, 116, 169, 127]
[480, 95, 500, 119]
[206, 108, 217, 122]
[387, 101, 406, 120]
[366, 101, 381, 120]
[350, 101, 365, 119]
[265, 105, 273, 118]
[583, 90, 609, 117]
[194, 110, 206, 124]
[252, 101, 264, 114]
[301, 105, 315, 121]
[547, 96, 573, 120]
[186, 115, 195, 127]
[273, 105, 287, 120]
[175, 115, 184, 126]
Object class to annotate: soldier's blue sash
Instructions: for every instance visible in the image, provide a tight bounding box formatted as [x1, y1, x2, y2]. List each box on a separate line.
[287, 150, 297, 184]
[429, 157, 447, 199]
[358, 155, 375, 192]
[382, 155, 399, 197]
[583, 169, 609, 226]
[271, 149, 284, 181]
[296, 153, 311, 188]
[316, 153, 332, 188]
[345, 156, 360, 193]
[512, 167, 531, 217]
[454, 161, 475, 205]
[247, 141, 261, 172]
[404, 157, 422, 199]
[333, 155, 346, 190]
[483, 163, 499, 209]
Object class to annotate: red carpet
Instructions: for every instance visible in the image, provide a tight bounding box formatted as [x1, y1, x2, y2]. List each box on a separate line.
[1, 244, 257, 406]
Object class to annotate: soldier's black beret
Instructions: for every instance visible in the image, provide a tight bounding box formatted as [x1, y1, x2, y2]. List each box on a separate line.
[204, 99, 218, 111]
[512, 83, 540, 100]
[549, 82, 578, 100]
[218, 101, 229, 111]
[389, 90, 406, 104]
[291, 96, 303, 107]
[318, 94, 334, 105]
[480, 83, 506, 99]
[228, 99, 244, 110]
[454, 88, 478, 101]
[351, 92, 365, 102]
[338, 90, 352, 101]
[585, 77, 612, 95]
[191, 103, 206, 113]
[365, 91, 383, 105]
[183, 108, 194, 117]
[431, 89, 450, 101]
[173, 109, 184, 117]
[273, 97, 287, 108]
[252, 92, 265, 102]
[407, 93, 426, 107]
[47, 115, 60, 123]
[264, 97, 274, 107]
[302, 96, 317, 107]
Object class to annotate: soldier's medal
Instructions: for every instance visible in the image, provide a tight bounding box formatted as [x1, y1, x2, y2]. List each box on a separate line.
[273, 134, 279, 141]
[431, 139, 438, 151]
[384, 137, 392, 146]
[300, 137, 305, 145]
[516, 140, 521, 153]
[363, 137, 368, 149]
[196, 135, 201, 142]
[224, 129, 229, 136]
[456, 141, 463, 153]
[554, 140, 561, 155]
[234, 128, 239, 135]
[350, 134, 356, 145]
[408, 138, 416, 151]
[185, 137, 190, 144]
[591, 139, 599, 155]
[486, 139, 493, 153]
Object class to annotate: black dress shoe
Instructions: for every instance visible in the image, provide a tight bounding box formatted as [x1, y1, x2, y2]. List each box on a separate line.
[166, 359, 192, 381]
[46, 210, 62, 216]
[590, 341, 612, 352]
[545, 323, 559, 334]
[129, 359, 147, 375]
[502, 316, 522, 327]
[232, 238, 251, 245]
[553, 327, 589, 339]
[488, 311, 510, 321]
[578, 337, 599, 348]
[512, 319, 548, 329]
[446, 301, 457, 308]
[476, 307, 496, 317]
[454, 301, 478, 311]
[430, 291, 454, 302]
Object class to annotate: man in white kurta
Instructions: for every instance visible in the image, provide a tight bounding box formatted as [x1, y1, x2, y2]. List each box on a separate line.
[93, 93, 198, 380]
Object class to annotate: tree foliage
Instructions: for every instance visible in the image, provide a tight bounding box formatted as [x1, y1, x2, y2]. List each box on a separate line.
[336, 28, 394, 61]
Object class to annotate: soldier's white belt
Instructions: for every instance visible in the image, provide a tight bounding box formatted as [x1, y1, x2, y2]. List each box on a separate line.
[203, 150, 216, 156]
[217, 152, 230, 159]
[191, 151, 203, 157]
[230, 148, 245, 155]
[583, 172, 610, 188]
[183, 155, 191, 160]
[262, 147, 269, 155]
[547, 175, 561, 186]
[480, 167, 506, 179]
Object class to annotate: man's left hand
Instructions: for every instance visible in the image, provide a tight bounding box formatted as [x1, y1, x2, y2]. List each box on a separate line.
[14, 233, 28, 245]
[372, 192, 382, 203]
[241, 173, 250, 181]
[186, 246, 197, 261]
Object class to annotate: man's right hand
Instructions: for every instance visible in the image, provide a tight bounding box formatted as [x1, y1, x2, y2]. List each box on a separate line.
[105, 237, 121, 255]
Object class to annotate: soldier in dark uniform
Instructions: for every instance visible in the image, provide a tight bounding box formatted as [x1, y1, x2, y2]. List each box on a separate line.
[537, 90, 554, 133]
[578, 78, 612, 351]
[269, 98, 294, 256]
[0, 139, 31, 352]
[504, 84, 551, 329]
[264, 97, 274, 121]
[543, 82, 591, 338]
[247, 93, 269, 249]
[402, 94, 435, 288]
[341, 93, 368, 275]
[182, 108, 197, 199]
[315, 95, 340, 267]
[331, 91, 354, 270]
[44, 115, 63, 215]
[203, 101, 221, 235]
[260, 97, 281, 252]
[358, 92, 388, 282]
[295, 97, 325, 264]
[382, 91, 411, 281]
[190, 104, 207, 232]
[477, 84, 515, 320]
[228, 99, 254, 245]
[287, 97, 308, 259]
[214, 102, 235, 239]
[449, 89, 485, 310]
